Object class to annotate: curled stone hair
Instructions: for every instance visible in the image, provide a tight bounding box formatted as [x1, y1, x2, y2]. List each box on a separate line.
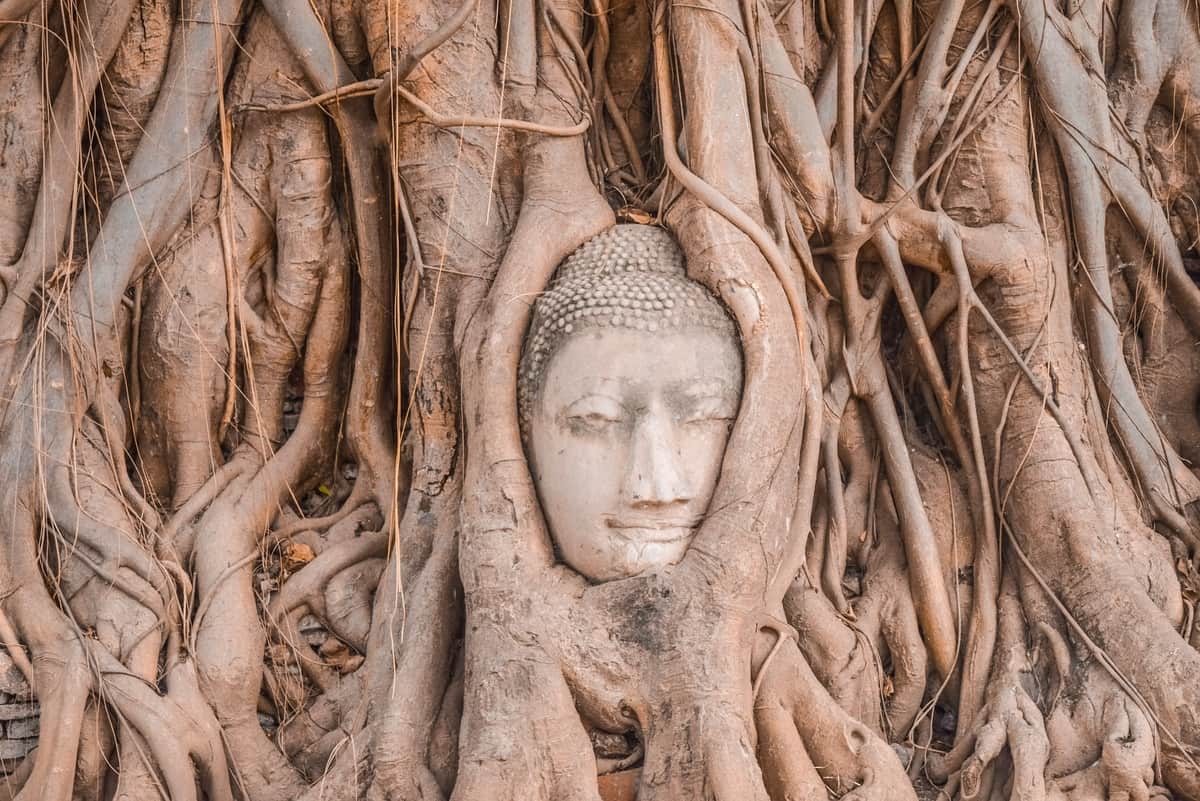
[518, 224, 740, 428]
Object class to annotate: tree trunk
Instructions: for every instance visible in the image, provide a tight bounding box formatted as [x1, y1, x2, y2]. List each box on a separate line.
[0, 0, 1198, 799]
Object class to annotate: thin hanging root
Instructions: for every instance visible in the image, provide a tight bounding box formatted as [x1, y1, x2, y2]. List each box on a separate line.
[926, 19, 1016, 206]
[395, 172, 426, 363]
[753, 618, 797, 700]
[543, 1, 592, 97]
[784, 206, 831, 300]
[238, 79, 380, 111]
[0, 0, 140, 388]
[380, 79, 591, 135]
[246, 75, 590, 136]
[216, 197, 239, 444]
[734, 2, 788, 247]
[860, 24, 932, 143]
[832, 64, 1025, 260]
[790, 346, 826, 601]
[873, 230, 974, 469]
[942, 227, 999, 734]
[820, 428, 852, 615]
[886, 0, 967, 188]
[938, 226, 1106, 500]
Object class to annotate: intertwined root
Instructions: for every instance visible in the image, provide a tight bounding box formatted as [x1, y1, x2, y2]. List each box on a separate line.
[1072, 698, 1159, 801]
[927, 608, 1181, 801]
[5, 0, 1200, 797]
[755, 635, 917, 801]
[445, 587, 918, 801]
[1040, 660, 1165, 801]
[932, 675, 1050, 801]
[448, 643, 602, 801]
[637, 695, 767, 801]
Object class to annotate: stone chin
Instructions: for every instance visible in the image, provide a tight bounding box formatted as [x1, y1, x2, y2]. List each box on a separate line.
[580, 527, 698, 583]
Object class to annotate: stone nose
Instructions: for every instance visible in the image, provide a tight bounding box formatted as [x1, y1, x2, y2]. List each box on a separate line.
[623, 408, 693, 508]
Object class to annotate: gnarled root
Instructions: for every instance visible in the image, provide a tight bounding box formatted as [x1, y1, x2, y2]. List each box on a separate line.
[755, 633, 917, 801]
[1046, 694, 1160, 801]
[449, 624, 601, 801]
[87, 652, 234, 801]
[637, 688, 767, 801]
[932, 674, 1049, 801]
[930, 570, 1048, 801]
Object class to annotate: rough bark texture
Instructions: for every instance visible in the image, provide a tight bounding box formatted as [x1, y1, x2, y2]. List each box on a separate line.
[1, 0, 1199, 799]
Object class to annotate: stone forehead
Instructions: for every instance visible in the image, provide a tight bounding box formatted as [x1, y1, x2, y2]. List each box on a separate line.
[517, 225, 739, 428]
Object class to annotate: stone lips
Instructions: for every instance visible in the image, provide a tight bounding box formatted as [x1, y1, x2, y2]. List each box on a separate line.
[518, 224, 738, 429]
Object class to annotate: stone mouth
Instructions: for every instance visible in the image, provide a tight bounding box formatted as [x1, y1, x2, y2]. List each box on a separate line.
[606, 516, 700, 543]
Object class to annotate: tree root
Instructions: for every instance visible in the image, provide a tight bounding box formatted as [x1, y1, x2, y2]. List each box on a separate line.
[756, 635, 917, 801]
[5, 2, 1200, 801]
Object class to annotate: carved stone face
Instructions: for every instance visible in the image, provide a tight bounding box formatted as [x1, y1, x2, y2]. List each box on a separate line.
[527, 327, 741, 582]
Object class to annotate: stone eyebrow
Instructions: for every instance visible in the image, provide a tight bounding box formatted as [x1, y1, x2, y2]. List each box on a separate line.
[561, 391, 627, 411]
[671, 378, 737, 397]
[666, 382, 739, 417]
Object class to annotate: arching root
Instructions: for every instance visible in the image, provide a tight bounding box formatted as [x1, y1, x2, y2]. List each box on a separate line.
[754, 634, 917, 801]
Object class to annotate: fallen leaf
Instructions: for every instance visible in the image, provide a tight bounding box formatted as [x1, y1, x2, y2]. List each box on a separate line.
[282, 542, 316, 573]
[617, 206, 655, 224]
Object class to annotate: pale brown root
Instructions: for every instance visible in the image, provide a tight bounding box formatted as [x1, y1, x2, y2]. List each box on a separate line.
[756, 635, 917, 801]
[5, 1, 1200, 800]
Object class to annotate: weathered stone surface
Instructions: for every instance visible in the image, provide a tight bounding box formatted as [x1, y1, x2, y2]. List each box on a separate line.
[5, 717, 37, 739]
[0, 653, 29, 697]
[0, 739, 35, 761]
[0, 704, 37, 722]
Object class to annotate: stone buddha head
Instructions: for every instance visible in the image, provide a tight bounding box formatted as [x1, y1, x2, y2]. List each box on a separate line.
[518, 225, 743, 583]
